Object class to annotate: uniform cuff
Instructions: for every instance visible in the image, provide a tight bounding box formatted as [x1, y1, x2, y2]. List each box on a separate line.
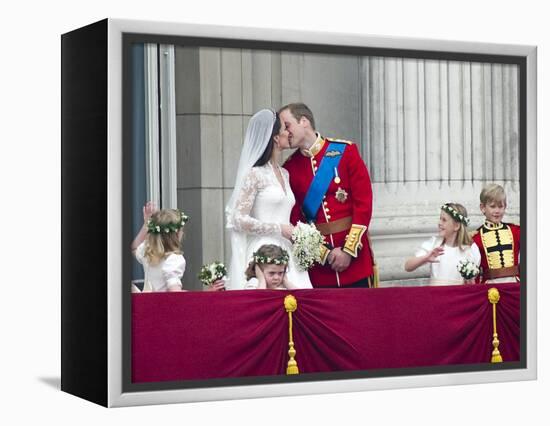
[343, 224, 367, 258]
[319, 244, 330, 265]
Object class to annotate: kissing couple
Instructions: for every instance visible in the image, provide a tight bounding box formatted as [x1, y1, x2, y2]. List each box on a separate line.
[225, 103, 376, 290]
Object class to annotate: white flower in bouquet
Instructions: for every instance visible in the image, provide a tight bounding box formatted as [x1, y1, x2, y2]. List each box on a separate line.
[457, 259, 480, 280]
[291, 222, 324, 271]
[198, 261, 227, 285]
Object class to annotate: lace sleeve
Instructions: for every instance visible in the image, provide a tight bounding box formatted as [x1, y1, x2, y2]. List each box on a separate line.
[232, 169, 281, 236]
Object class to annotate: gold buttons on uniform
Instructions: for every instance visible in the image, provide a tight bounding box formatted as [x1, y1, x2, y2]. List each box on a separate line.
[323, 201, 328, 206]
[327, 215, 332, 220]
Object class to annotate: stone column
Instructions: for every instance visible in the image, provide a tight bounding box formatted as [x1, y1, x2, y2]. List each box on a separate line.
[362, 58, 520, 284]
[174, 47, 284, 288]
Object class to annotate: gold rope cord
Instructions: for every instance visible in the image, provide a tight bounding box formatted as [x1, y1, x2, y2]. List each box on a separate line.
[367, 232, 379, 288]
[284, 295, 299, 375]
[372, 264, 380, 288]
[488, 288, 503, 363]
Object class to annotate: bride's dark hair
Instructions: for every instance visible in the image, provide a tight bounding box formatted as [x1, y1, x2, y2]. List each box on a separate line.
[254, 111, 281, 167]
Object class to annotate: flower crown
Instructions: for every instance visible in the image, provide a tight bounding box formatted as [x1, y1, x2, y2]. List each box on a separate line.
[441, 203, 470, 226]
[253, 249, 290, 265]
[147, 209, 189, 234]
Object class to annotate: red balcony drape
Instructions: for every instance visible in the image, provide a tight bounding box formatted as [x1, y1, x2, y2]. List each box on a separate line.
[132, 283, 520, 383]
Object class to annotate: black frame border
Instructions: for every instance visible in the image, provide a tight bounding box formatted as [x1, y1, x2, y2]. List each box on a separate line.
[61, 19, 109, 406]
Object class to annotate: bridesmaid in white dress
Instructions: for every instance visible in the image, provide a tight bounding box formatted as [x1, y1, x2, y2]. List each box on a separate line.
[225, 109, 313, 290]
[404, 203, 481, 286]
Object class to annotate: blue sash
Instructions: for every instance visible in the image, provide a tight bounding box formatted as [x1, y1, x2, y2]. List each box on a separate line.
[302, 142, 346, 222]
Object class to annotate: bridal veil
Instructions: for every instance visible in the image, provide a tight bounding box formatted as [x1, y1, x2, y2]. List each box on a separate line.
[225, 109, 276, 289]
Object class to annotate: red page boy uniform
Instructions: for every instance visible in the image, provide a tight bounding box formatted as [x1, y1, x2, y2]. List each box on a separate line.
[284, 133, 375, 288]
[472, 221, 520, 283]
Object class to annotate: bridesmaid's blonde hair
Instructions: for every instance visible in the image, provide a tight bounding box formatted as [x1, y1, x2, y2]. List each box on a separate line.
[144, 209, 184, 265]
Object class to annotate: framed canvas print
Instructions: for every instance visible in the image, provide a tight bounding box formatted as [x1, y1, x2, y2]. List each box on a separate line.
[61, 18, 537, 407]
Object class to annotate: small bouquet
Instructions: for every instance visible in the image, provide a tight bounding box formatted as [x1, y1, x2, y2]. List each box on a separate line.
[457, 259, 480, 280]
[291, 222, 324, 271]
[198, 261, 227, 285]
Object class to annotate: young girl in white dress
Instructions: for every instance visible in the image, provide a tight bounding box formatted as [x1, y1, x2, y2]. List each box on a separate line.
[131, 202, 224, 292]
[243, 244, 302, 290]
[404, 203, 481, 286]
[225, 109, 313, 290]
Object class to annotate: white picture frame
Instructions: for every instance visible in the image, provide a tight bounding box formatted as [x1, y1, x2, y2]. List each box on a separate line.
[61, 18, 537, 407]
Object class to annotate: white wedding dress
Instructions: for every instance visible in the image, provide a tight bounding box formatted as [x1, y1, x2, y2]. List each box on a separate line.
[229, 162, 313, 289]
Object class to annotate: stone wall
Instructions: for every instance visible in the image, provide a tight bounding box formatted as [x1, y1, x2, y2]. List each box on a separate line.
[174, 46, 520, 289]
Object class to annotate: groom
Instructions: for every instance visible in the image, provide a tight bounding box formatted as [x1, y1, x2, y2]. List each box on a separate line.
[281, 103, 375, 288]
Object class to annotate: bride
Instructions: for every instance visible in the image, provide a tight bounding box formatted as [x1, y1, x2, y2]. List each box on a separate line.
[225, 109, 313, 290]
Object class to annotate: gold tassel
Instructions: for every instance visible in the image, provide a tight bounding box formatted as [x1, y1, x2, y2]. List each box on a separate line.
[488, 288, 503, 363]
[284, 295, 299, 375]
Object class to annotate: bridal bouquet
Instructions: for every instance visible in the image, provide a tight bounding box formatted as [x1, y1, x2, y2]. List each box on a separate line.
[198, 261, 227, 285]
[291, 222, 324, 271]
[457, 259, 480, 280]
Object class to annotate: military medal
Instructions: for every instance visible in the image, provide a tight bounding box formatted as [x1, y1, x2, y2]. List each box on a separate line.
[335, 187, 348, 203]
[333, 167, 341, 184]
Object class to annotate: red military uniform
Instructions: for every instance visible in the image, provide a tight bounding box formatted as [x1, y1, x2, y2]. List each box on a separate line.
[472, 221, 520, 283]
[283, 133, 374, 288]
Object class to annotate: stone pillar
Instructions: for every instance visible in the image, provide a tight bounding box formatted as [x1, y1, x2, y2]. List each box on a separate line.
[280, 52, 362, 145]
[362, 58, 520, 284]
[174, 47, 285, 288]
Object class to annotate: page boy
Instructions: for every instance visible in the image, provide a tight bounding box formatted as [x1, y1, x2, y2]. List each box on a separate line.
[472, 184, 520, 283]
